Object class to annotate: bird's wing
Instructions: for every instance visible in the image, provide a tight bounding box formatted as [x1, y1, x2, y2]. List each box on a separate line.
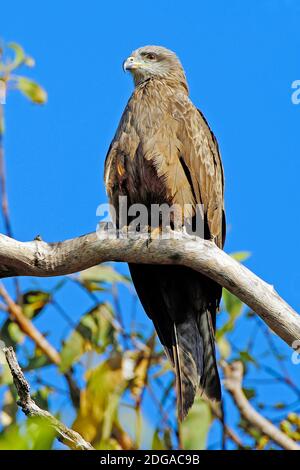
[132, 87, 226, 247]
[167, 95, 226, 248]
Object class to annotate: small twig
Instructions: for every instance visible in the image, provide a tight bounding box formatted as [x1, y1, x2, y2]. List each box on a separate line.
[0, 106, 13, 239]
[64, 369, 81, 409]
[0, 282, 60, 365]
[0, 282, 81, 407]
[111, 283, 130, 350]
[262, 321, 294, 385]
[134, 334, 156, 448]
[207, 399, 244, 448]
[147, 383, 178, 442]
[135, 333, 156, 409]
[222, 361, 300, 450]
[0, 104, 20, 299]
[3, 346, 94, 450]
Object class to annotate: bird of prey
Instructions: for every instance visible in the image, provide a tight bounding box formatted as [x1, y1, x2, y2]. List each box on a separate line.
[104, 45, 226, 420]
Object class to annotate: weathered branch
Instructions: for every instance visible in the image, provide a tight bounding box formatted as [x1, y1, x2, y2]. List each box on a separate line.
[3, 346, 94, 451]
[222, 361, 300, 451]
[0, 230, 299, 348]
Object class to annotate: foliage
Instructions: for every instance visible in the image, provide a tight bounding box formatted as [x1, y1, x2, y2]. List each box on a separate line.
[0, 41, 47, 108]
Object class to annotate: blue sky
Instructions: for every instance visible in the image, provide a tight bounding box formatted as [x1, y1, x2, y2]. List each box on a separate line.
[1, 0, 300, 448]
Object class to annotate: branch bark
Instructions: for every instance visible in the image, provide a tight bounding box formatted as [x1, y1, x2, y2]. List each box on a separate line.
[3, 346, 94, 451]
[0, 230, 298, 349]
[222, 361, 300, 450]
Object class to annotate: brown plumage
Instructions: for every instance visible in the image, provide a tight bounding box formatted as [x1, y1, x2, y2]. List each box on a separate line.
[104, 45, 226, 420]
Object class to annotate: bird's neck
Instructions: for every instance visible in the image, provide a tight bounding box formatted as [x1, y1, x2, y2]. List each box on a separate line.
[134, 76, 189, 95]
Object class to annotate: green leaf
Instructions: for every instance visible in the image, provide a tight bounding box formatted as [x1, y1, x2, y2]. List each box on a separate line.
[0, 42, 34, 74]
[60, 303, 116, 372]
[7, 322, 24, 343]
[0, 363, 13, 385]
[16, 76, 47, 104]
[180, 397, 212, 450]
[8, 42, 25, 69]
[80, 265, 130, 285]
[243, 387, 256, 400]
[21, 290, 50, 319]
[217, 336, 231, 359]
[1, 320, 24, 346]
[0, 424, 29, 450]
[217, 289, 244, 338]
[274, 402, 285, 410]
[60, 329, 83, 373]
[24, 351, 51, 371]
[101, 392, 120, 443]
[230, 251, 251, 262]
[0, 388, 18, 427]
[72, 354, 126, 446]
[152, 430, 167, 450]
[223, 289, 243, 317]
[239, 350, 257, 366]
[28, 418, 56, 450]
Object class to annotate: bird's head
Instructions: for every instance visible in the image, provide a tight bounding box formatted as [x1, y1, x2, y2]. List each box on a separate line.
[123, 45, 188, 91]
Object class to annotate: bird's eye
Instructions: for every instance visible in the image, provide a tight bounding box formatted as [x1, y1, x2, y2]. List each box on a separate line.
[146, 53, 157, 61]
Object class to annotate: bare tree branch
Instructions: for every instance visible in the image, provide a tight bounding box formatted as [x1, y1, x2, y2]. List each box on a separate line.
[207, 399, 244, 448]
[0, 282, 61, 365]
[3, 346, 94, 451]
[0, 283, 81, 409]
[0, 105, 13, 239]
[0, 103, 20, 299]
[222, 361, 300, 451]
[0, 230, 298, 349]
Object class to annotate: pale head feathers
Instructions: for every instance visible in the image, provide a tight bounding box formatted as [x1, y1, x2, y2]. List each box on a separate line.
[123, 45, 188, 92]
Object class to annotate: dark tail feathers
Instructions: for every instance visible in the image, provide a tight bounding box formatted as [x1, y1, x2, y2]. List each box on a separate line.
[174, 309, 221, 421]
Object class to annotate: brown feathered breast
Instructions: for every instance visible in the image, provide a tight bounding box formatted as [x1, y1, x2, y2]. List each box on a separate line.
[104, 76, 225, 419]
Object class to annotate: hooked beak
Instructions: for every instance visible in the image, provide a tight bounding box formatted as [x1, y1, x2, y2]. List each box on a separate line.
[123, 56, 144, 72]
